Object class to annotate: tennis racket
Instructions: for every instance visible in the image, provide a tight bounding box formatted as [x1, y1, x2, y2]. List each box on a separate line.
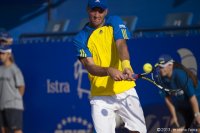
[132, 65, 184, 95]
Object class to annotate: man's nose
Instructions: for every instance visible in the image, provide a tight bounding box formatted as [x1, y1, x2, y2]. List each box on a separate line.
[93, 11, 100, 16]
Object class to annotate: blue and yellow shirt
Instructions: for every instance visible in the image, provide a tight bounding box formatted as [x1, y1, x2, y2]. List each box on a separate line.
[73, 16, 136, 96]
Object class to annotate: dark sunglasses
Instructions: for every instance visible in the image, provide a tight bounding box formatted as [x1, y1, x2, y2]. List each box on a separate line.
[90, 7, 105, 13]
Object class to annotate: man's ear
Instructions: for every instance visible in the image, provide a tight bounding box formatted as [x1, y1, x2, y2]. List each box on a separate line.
[86, 7, 90, 12]
[104, 9, 108, 16]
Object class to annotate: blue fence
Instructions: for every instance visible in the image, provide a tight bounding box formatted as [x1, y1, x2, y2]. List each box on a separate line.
[11, 35, 200, 133]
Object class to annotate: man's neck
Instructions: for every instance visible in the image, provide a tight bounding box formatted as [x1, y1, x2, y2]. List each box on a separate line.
[4, 60, 13, 67]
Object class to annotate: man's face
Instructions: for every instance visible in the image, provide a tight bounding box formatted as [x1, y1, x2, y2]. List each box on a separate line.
[0, 52, 10, 63]
[87, 7, 108, 28]
[159, 64, 173, 77]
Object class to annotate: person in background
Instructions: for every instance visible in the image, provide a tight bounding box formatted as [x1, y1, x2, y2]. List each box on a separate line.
[157, 55, 200, 133]
[0, 36, 25, 133]
[0, 32, 13, 46]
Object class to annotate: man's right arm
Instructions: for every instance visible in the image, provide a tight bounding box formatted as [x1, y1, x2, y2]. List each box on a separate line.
[80, 57, 125, 81]
[74, 32, 125, 81]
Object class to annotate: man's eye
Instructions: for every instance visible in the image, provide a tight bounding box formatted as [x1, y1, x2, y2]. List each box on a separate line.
[91, 8, 105, 13]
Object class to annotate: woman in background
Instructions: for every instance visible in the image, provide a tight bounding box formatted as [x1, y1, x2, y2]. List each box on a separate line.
[157, 54, 200, 133]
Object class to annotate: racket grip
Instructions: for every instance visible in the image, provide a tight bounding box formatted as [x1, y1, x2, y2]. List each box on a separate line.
[132, 74, 139, 79]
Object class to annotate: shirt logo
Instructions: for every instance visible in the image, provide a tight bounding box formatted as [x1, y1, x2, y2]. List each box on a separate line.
[119, 24, 126, 29]
[80, 49, 87, 57]
[99, 30, 103, 34]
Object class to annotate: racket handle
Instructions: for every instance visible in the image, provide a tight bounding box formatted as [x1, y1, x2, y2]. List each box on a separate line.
[132, 74, 139, 79]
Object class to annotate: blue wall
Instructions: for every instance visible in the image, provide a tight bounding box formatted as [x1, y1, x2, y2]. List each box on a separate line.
[54, 0, 200, 28]
[11, 35, 200, 133]
[4, 0, 200, 40]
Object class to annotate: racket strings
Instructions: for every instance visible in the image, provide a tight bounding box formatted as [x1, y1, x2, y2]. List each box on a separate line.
[152, 67, 188, 96]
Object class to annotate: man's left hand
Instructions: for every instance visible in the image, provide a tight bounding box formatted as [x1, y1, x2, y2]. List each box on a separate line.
[123, 68, 135, 81]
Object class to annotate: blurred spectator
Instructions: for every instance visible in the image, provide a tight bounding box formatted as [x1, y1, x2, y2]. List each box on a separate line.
[0, 45, 25, 133]
[0, 32, 13, 46]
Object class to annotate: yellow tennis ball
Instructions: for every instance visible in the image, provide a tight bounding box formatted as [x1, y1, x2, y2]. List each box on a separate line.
[143, 63, 153, 73]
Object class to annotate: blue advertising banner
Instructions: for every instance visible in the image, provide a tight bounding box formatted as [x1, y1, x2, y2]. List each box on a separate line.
[11, 35, 200, 133]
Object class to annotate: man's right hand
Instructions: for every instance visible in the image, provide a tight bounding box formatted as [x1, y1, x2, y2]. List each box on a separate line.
[107, 67, 125, 81]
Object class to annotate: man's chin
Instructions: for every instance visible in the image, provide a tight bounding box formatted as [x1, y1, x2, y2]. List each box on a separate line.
[161, 74, 166, 77]
[91, 21, 103, 27]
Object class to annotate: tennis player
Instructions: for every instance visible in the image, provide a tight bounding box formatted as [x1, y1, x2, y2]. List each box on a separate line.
[0, 45, 25, 133]
[157, 55, 200, 133]
[73, 0, 146, 132]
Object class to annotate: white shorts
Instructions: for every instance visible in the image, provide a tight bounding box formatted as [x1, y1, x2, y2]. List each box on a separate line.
[90, 88, 147, 133]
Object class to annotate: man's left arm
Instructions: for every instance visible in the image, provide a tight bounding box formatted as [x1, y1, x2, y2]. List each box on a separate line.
[116, 39, 134, 80]
[110, 16, 134, 80]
